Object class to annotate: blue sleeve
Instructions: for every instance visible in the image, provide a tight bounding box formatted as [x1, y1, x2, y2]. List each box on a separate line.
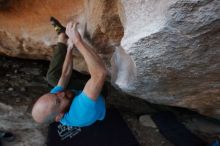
[60, 91, 106, 127]
[78, 91, 96, 107]
[50, 85, 64, 94]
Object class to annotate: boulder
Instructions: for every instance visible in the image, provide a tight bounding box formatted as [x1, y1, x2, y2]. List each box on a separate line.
[0, 0, 220, 119]
[114, 0, 220, 118]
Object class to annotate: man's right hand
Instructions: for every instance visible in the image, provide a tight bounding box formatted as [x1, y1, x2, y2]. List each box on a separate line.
[66, 22, 82, 45]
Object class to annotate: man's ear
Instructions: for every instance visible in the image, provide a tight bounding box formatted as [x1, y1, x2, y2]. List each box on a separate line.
[55, 113, 64, 122]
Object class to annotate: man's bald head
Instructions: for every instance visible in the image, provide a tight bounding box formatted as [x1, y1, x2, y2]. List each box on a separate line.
[32, 93, 58, 124]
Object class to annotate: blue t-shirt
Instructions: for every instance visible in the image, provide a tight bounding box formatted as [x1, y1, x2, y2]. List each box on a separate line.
[50, 86, 106, 127]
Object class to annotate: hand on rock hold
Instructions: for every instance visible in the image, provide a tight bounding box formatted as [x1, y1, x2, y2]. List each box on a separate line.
[66, 22, 82, 45]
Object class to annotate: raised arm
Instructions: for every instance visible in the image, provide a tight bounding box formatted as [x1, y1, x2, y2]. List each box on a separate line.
[57, 39, 73, 89]
[66, 22, 107, 100]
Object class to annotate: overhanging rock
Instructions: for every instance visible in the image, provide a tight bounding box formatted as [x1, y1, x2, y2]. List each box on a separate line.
[116, 0, 220, 118]
[0, 0, 220, 119]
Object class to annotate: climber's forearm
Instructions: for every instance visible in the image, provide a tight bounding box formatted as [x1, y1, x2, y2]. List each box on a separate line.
[62, 46, 73, 76]
[75, 38, 107, 78]
[57, 46, 73, 88]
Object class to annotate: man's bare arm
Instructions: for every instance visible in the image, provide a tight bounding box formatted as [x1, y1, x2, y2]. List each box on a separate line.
[57, 45, 73, 88]
[67, 22, 107, 100]
[76, 40, 107, 100]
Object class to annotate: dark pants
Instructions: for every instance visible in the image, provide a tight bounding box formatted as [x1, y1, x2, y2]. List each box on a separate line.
[46, 43, 108, 97]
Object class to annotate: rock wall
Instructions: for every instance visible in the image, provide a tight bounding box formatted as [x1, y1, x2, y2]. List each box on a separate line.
[0, 0, 84, 60]
[0, 0, 220, 118]
[116, 0, 220, 118]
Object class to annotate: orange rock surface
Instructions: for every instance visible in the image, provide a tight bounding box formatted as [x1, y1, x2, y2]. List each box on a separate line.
[0, 0, 86, 60]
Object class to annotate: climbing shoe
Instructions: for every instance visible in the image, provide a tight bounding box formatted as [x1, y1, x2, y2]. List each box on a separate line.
[50, 16, 66, 35]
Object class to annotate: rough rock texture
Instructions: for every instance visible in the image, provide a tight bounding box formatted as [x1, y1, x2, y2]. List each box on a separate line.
[0, 0, 123, 71]
[0, 0, 84, 60]
[0, 0, 220, 118]
[0, 103, 47, 146]
[115, 0, 220, 118]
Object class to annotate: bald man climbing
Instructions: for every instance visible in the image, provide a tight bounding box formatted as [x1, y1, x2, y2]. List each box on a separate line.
[32, 17, 107, 127]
